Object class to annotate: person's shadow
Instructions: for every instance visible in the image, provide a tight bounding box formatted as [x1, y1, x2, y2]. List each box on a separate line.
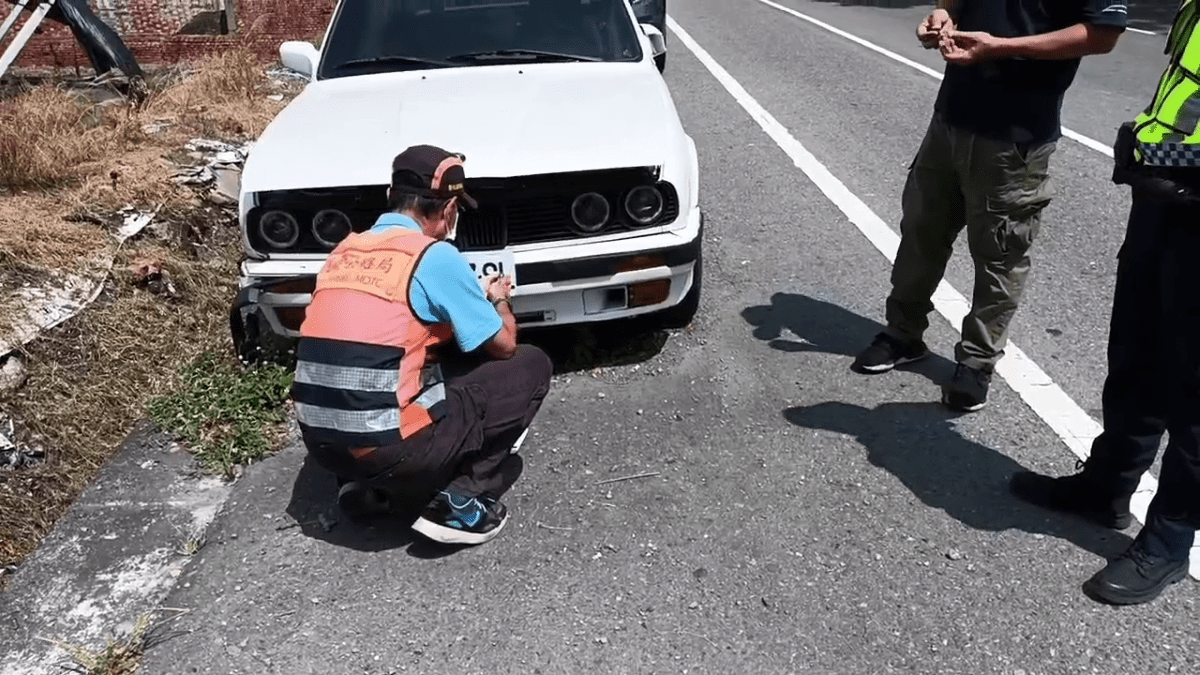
[784, 400, 1133, 558]
[283, 455, 478, 560]
[741, 292, 957, 385]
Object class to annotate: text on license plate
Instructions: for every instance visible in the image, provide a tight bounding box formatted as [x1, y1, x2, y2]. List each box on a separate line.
[462, 250, 517, 287]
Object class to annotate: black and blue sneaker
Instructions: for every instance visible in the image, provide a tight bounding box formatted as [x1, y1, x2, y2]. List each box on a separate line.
[411, 490, 507, 545]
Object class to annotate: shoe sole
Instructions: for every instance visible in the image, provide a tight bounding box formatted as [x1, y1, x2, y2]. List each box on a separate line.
[853, 352, 929, 374]
[411, 514, 506, 545]
[1081, 563, 1188, 605]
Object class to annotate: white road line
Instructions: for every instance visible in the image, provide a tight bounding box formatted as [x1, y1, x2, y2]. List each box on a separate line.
[746, 0, 1115, 159]
[1127, 27, 1156, 36]
[665, 15, 1198, 578]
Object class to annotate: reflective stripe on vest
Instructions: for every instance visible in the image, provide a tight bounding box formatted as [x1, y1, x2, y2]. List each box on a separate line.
[292, 228, 453, 446]
[1134, 0, 1200, 166]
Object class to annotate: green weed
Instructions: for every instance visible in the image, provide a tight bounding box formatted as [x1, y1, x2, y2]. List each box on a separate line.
[147, 351, 293, 478]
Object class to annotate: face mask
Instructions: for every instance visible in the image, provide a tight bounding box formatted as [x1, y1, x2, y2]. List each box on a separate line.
[445, 207, 459, 241]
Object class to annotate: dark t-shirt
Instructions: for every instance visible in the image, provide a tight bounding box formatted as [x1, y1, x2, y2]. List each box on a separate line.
[934, 0, 1128, 145]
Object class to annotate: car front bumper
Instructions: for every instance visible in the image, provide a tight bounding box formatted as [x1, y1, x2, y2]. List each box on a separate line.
[231, 207, 703, 354]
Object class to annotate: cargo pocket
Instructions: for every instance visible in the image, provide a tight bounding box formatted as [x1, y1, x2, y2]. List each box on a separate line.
[985, 191, 1051, 259]
[984, 143, 1055, 259]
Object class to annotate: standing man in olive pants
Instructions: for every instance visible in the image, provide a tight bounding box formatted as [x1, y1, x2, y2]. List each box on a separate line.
[852, 0, 1125, 412]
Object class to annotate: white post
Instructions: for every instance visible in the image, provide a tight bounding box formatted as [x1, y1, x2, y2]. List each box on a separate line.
[0, 0, 57, 79]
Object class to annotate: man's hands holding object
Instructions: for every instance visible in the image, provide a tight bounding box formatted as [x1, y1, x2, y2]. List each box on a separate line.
[917, 9, 999, 66]
[485, 274, 514, 310]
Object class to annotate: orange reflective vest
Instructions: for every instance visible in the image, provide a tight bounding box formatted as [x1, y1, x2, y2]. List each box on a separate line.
[291, 228, 454, 446]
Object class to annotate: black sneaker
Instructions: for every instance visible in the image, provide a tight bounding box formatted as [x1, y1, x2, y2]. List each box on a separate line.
[942, 363, 991, 412]
[337, 481, 392, 522]
[851, 332, 929, 373]
[411, 490, 507, 545]
[1009, 459, 1133, 529]
[1082, 536, 1189, 605]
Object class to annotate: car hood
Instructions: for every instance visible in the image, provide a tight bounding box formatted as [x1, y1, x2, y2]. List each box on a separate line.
[241, 62, 680, 194]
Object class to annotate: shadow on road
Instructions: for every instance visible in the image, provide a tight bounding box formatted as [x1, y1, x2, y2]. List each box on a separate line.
[521, 316, 671, 375]
[741, 292, 958, 386]
[284, 454, 420, 553]
[783, 400, 1133, 559]
[284, 456, 476, 559]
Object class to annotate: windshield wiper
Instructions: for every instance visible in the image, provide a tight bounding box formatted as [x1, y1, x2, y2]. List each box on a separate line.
[447, 49, 601, 63]
[332, 55, 453, 71]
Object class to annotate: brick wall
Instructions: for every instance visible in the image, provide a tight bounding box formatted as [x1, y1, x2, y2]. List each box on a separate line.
[6, 0, 338, 70]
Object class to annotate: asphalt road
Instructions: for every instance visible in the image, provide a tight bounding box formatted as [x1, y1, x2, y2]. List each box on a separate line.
[138, 2, 1199, 674]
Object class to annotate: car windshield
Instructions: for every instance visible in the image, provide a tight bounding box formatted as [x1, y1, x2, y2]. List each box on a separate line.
[318, 0, 643, 79]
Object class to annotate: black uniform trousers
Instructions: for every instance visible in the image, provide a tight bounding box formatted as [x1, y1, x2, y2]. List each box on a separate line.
[306, 344, 553, 505]
[1091, 187, 1200, 560]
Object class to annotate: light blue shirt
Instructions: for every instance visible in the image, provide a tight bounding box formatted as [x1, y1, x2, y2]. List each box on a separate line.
[370, 213, 503, 353]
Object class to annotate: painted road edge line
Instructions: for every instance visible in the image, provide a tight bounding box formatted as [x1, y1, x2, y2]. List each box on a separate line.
[664, 15, 1197, 577]
[748, 0, 1116, 160]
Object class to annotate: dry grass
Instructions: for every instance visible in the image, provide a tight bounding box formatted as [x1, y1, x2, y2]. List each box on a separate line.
[0, 88, 145, 190]
[145, 47, 287, 140]
[0, 45, 300, 571]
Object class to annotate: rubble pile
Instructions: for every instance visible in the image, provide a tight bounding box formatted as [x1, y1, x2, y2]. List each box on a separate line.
[0, 137, 250, 468]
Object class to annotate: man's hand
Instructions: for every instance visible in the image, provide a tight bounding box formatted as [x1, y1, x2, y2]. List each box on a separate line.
[917, 9, 953, 49]
[484, 274, 513, 303]
[940, 30, 1001, 64]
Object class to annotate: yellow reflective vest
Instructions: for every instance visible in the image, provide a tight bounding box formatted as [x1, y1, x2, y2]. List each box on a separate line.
[1134, 0, 1200, 167]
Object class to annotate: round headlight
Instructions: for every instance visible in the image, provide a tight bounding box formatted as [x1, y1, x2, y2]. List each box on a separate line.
[571, 192, 610, 233]
[258, 210, 300, 249]
[624, 185, 664, 225]
[313, 209, 352, 248]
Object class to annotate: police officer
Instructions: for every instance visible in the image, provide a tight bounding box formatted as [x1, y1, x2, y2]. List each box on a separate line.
[291, 144, 553, 546]
[1011, 0, 1200, 605]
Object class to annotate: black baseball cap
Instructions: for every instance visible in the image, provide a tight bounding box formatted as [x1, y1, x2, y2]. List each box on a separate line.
[390, 144, 478, 209]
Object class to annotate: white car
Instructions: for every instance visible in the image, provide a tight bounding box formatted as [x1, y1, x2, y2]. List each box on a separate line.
[230, 0, 703, 364]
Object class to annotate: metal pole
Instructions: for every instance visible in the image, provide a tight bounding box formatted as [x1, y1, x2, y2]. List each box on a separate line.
[0, 0, 33, 42]
[0, 0, 55, 79]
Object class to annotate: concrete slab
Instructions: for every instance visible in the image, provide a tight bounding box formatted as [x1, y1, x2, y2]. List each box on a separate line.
[0, 421, 234, 675]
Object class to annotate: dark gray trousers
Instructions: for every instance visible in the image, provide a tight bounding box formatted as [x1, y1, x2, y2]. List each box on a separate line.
[885, 114, 1056, 371]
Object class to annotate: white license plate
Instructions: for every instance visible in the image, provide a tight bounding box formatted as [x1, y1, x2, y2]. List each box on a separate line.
[462, 250, 517, 288]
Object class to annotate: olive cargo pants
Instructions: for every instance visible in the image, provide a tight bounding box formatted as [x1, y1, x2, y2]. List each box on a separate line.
[885, 115, 1056, 372]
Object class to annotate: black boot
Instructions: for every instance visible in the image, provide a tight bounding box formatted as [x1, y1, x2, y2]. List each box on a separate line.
[1009, 457, 1133, 529]
[1082, 531, 1189, 605]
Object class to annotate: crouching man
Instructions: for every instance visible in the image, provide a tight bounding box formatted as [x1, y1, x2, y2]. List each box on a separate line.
[290, 144, 553, 545]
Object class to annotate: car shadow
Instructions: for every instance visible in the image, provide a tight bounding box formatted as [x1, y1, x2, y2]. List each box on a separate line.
[741, 291, 957, 386]
[783, 400, 1133, 559]
[283, 454, 473, 559]
[520, 315, 671, 375]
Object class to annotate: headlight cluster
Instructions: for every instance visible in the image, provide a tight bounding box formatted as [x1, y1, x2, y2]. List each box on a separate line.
[569, 184, 668, 235]
[255, 208, 354, 251]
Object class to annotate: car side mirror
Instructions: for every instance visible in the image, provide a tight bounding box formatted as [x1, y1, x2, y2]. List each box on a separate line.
[280, 41, 320, 78]
[641, 23, 666, 59]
